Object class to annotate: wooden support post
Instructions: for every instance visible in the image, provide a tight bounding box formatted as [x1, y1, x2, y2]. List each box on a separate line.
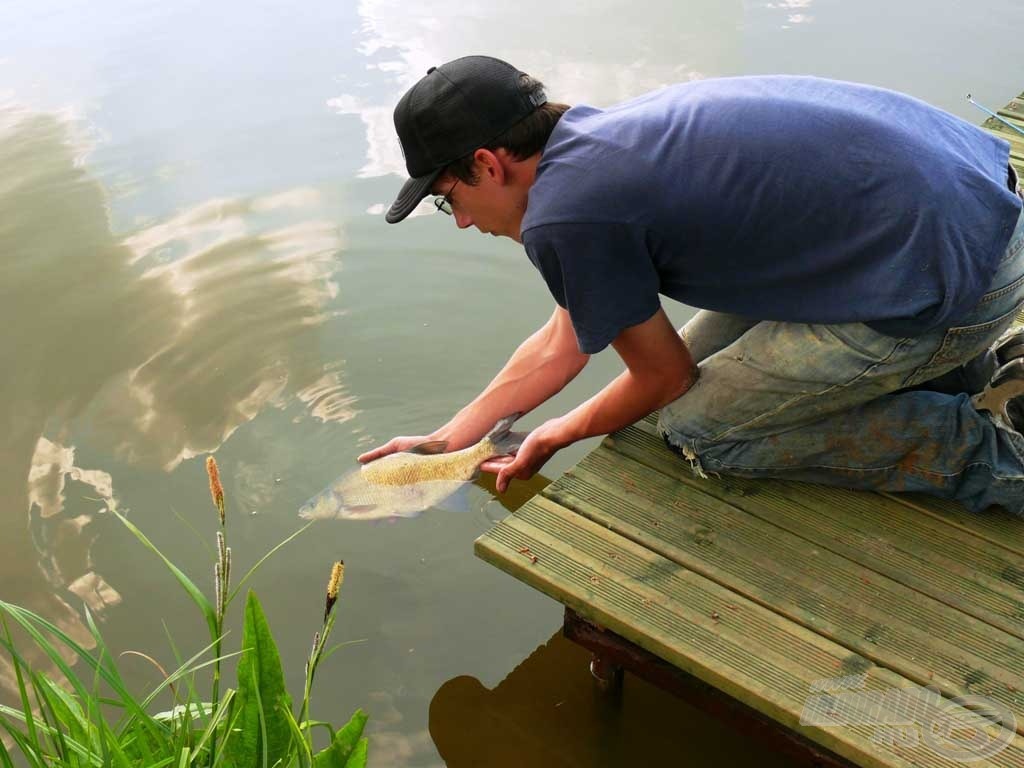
[563, 607, 858, 768]
[588, 652, 624, 694]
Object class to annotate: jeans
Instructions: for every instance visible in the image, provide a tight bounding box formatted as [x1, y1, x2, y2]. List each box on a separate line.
[658, 208, 1024, 516]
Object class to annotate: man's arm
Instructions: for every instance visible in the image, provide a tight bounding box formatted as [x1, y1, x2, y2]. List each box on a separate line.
[492, 307, 697, 491]
[358, 305, 588, 462]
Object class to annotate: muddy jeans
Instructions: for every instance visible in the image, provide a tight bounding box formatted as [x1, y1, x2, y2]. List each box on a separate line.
[658, 207, 1024, 516]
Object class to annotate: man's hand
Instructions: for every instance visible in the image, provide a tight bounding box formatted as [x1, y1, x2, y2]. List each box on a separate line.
[482, 417, 570, 493]
[357, 435, 436, 464]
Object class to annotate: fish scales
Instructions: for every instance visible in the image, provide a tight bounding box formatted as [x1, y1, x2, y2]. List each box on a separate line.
[299, 413, 524, 521]
[359, 440, 494, 486]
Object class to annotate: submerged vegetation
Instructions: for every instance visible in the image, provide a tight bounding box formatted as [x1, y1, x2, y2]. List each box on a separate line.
[0, 456, 368, 767]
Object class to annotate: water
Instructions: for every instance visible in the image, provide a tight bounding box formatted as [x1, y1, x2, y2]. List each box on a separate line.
[1, 1, 1022, 764]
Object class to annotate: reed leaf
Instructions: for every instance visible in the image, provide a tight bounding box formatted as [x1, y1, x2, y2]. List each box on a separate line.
[312, 709, 368, 768]
[223, 592, 292, 768]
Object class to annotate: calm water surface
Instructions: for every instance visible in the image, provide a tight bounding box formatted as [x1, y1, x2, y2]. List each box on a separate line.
[2, 1, 1023, 764]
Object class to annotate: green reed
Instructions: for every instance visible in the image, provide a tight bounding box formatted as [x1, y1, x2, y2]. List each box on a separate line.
[0, 455, 368, 767]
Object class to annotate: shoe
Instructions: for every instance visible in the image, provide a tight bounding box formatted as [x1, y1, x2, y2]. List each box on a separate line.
[994, 327, 1024, 367]
[972, 358, 1024, 431]
[962, 327, 1024, 395]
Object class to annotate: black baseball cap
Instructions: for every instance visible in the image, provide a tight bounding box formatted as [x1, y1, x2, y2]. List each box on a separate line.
[385, 55, 547, 224]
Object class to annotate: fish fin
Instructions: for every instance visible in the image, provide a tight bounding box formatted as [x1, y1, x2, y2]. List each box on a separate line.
[483, 413, 525, 455]
[491, 430, 528, 457]
[335, 503, 388, 521]
[442, 484, 473, 514]
[342, 504, 379, 514]
[408, 440, 449, 455]
[485, 412, 523, 442]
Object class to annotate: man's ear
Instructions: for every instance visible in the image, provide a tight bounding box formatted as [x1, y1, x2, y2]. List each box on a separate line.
[472, 148, 507, 184]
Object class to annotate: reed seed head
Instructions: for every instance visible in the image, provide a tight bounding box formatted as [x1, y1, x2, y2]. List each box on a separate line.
[324, 560, 344, 621]
[206, 455, 225, 525]
[327, 561, 344, 600]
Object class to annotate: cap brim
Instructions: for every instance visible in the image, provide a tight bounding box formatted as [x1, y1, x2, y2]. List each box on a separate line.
[385, 169, 444, 223]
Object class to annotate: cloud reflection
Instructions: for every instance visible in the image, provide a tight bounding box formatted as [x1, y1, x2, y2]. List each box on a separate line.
[92, 194, 346, 470]
[331, 0, 740, 192]
[764, 0, 815, 27]
[0, 106, 352, 709]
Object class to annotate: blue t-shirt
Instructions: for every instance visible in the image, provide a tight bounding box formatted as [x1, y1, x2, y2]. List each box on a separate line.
[521, 76, 1023, 354]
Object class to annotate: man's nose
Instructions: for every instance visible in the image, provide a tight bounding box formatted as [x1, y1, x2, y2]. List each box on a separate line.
[454, 209, 473, 229]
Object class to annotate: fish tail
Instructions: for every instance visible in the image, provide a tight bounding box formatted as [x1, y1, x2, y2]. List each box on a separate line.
[485, 412, 526, 455]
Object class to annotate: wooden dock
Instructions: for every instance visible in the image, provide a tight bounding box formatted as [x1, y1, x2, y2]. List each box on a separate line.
[475, 93, 1024, 768]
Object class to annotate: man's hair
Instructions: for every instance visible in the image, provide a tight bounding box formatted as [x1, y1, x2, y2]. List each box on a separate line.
[445, 74, 570, 184]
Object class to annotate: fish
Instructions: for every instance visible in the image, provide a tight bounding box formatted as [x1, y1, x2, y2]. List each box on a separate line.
[299, 413, 526, 521]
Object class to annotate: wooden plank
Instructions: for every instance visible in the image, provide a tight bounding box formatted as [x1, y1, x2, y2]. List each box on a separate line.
[997, 92, 1024, 172]
[984, 117, 1024, 158]
[563, 608, 860, 768]
[475, 499, 1024, 767]
[999, 96, 1024, 118]
[542, 444, 1024, 732]
[878, 492, 1024, 560]
[988, 111, 1024, 130]
[610, 418, 1024, 640]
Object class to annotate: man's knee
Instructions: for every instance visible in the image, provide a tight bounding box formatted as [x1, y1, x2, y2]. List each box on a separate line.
[657, 409, 721, 479]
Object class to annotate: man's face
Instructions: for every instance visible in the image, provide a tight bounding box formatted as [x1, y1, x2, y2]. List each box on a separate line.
[431, 166, 522, 241]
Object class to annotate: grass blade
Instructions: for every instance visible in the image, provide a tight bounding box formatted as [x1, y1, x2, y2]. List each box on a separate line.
[226, 521, 312, 605]
[317, 639, 368, 665]
[186, 689, 234, 762]
[112, 510, 218, 644]
[281, 705, 311, 768]
[83, 607, 127, 693]
[30, 673, 76, 764]
[0, 602, 167, 747]
[169, 503, 215, 561]
[1, 617, 40, 754]
[0, 720, 44, 768]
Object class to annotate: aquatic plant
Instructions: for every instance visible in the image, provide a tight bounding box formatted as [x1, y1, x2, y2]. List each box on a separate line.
[0, 455, 368, 767]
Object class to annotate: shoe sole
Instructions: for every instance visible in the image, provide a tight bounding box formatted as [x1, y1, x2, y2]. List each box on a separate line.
[972, 358, 1024, 428]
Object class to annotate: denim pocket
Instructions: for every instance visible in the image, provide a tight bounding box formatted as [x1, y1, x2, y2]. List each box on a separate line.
[998, 208, 1024, 266]
[904, 302, 1021, 387]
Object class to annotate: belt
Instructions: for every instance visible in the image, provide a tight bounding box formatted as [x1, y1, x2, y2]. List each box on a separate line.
[1011, 163, 1024, 201]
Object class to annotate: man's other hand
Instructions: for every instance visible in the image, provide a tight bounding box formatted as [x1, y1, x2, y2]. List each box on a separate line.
[484, 417, 570, 493]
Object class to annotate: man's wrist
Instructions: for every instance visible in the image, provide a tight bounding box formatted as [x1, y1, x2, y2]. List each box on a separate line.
[549, 413, 585, 450]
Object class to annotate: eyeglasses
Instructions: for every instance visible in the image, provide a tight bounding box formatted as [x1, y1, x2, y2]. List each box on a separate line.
[433, 178, 459, 215]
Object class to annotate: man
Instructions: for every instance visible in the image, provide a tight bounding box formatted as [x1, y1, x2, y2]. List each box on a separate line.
[360, 55, 1024, 516]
